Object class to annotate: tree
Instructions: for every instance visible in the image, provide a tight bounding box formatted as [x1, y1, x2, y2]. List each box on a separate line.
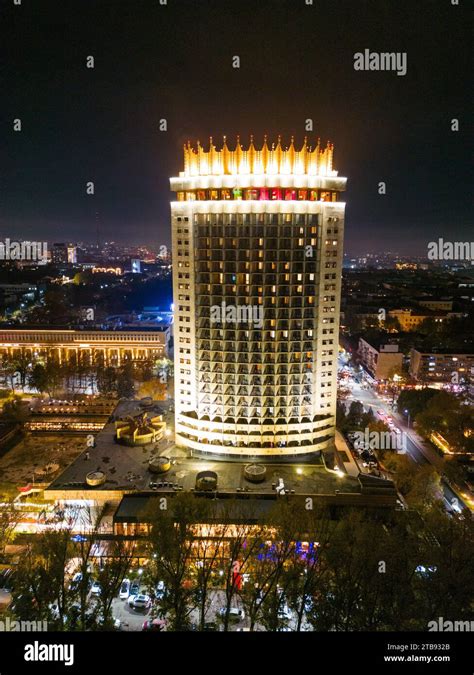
[0, 355, 20, 392]
[13, 528, 74, 629]
[415, 391, 473, 453]
[345, 400, 364, 430]
[240, 502, 300, 631]
[336, 400, 348, 431]
[144, 493, 199, 630]
[382, 454, 441, 510]
[306, 511, 420, 631]
[95, 540, 135, 629]
[1, 396, 28, 424]
[384, 315, 402, 332]
[137, 379, 167, 400]
[414, 509, 474, 623]
[28, 364, 49, 396]
[193, 518, 229, 631]
[11, 349, 31, 391]
[69, 504, 107, 631]
[96, 366, 117, 396]
[10, 542, 57, 622]
[27, 355, 64, 398]
[284, 504, 336, 632]
[397, 388, 439, 419]
[27, 288, 74, 325]
[117, 363, 135, 399]
[0, 497, 21, 560]
[218, 504, 265, 632]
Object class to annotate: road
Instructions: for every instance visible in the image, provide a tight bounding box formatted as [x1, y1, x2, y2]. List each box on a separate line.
[339, 355, 470, 513]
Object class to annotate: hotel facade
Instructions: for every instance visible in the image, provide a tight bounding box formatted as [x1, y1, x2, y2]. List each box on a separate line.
[171, 136, 346, 458]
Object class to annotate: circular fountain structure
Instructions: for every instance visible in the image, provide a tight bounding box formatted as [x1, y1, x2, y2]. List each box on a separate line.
[115, 412, 165, 446]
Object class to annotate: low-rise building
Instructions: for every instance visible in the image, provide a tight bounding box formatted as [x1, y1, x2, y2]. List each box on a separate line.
[410, 348, 474, 383]
[358, 338, 403, 380]
[0, 326, 170, 365]
[416, 298, 453, 311]
[388, 308, 463, 331]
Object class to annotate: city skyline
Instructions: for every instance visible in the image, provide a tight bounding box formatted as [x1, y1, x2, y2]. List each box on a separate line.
[2, 0, 471, 254]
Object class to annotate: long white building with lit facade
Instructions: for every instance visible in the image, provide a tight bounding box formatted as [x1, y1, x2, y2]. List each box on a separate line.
[171, 136, 346, 458]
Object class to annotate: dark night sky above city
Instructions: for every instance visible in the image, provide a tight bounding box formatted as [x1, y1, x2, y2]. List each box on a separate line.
[1, 0, 472, 255]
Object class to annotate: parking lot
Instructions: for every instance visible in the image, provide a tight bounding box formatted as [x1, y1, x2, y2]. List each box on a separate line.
[111, 594, 152, 631]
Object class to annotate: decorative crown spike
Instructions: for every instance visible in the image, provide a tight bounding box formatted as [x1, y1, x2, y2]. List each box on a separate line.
[181, 136, 336, 177]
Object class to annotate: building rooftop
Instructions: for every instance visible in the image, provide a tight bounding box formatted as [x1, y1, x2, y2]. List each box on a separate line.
[181, 136, 337, 178]
[412, 347, 474, 355]
[47, 399, 167, 493]
[114, 493, 288, 524]
[45, 400, 370, 501]
[0, 324, 169, 333]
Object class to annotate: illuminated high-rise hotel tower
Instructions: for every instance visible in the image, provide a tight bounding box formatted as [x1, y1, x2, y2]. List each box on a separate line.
[170, 136, 346, 458]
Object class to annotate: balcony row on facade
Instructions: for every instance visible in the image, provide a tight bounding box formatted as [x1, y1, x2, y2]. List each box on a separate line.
[194, 364, 333, 380]
[174, 432, 333, 457]
[194, 321, 324, 336]
[176, 411, 334, 432]
[170, 173, 346, 192]
[196, 344, 316, 356]
[196, 375, 325, 386]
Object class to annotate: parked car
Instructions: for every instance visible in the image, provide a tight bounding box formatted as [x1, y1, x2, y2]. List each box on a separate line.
[128, 593, 151, 610]
[48, 602, 60, 620]
[68, 572, 89, 591]
[119, 578, 130, 600]
[218, 607, 245, 621]
[304, 597, 314, 613]
[129, 581, 140, 597]
[142, 618, 165, 632]
[155, 580, 166, 600]
[278, 605, 293, 620]
[90, 581, 101, 596]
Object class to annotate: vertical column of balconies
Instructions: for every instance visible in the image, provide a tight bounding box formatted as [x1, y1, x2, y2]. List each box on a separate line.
[314, 205, 344, 418]
[172, 209, 196, 416]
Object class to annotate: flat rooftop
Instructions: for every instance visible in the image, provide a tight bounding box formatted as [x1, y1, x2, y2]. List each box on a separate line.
[46, 399, 365, 499]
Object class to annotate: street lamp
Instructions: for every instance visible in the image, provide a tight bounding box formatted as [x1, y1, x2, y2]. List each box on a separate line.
[404, 409, 411, 428]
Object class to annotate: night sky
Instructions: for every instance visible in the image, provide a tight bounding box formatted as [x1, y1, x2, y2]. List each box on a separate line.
[1, 0, 472, 254]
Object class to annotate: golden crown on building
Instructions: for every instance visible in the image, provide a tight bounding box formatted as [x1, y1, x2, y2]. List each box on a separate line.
[182, 135, 336, 177]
